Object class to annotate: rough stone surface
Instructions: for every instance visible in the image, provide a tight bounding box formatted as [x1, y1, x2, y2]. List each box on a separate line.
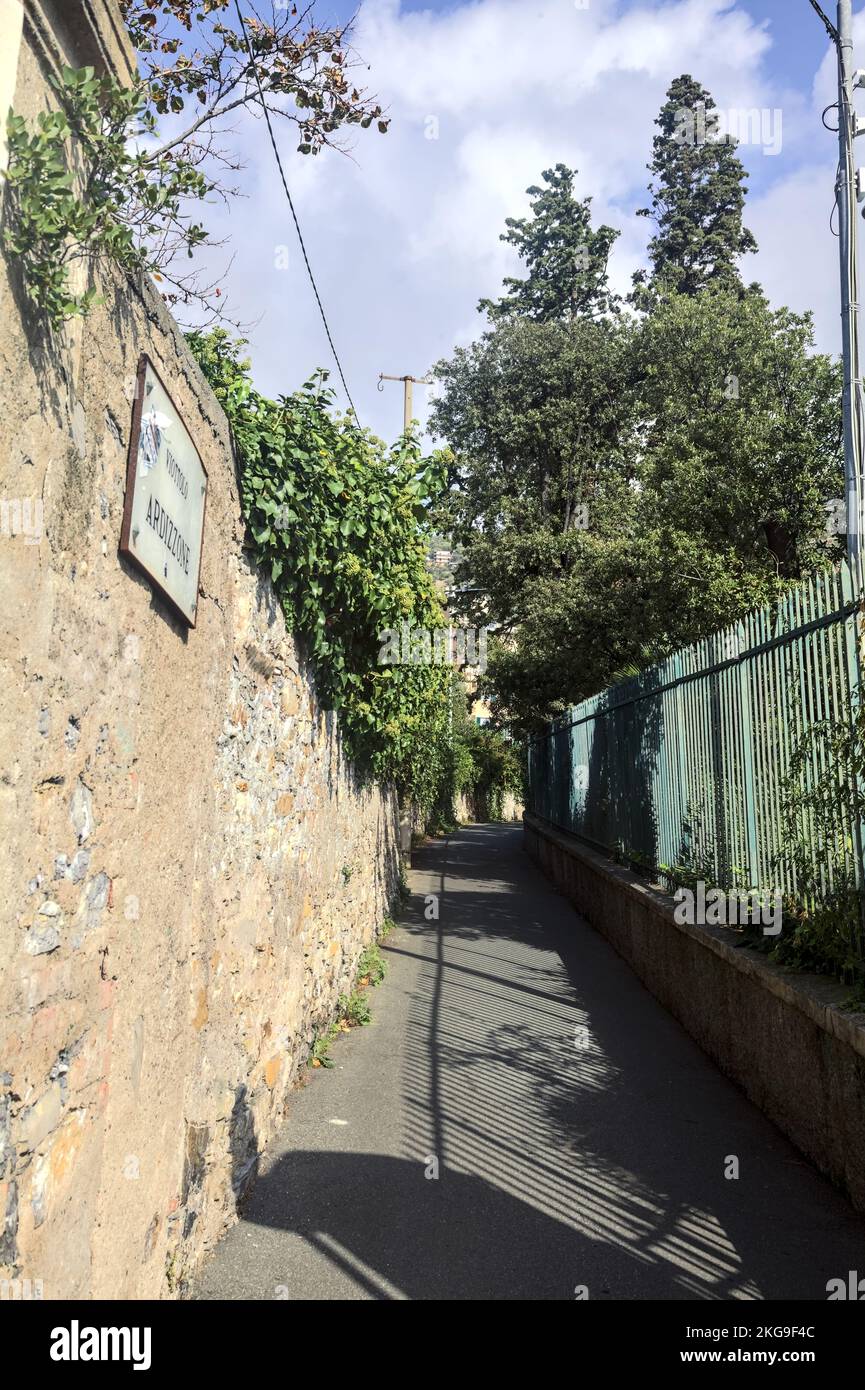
[0, 3, 399, 1299]
[454, 790, 523, 824]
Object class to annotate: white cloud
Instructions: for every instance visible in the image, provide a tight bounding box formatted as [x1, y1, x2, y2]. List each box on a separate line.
[195, 0, 840, 441]
[748, 165, 841, 353]
[745, 7, 865, 357]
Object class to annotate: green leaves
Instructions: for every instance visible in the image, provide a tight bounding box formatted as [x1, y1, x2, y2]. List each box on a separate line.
[478, 163, 620, 323]
[633, 75, 758, 302]
[432, 287, 843, 736]
[3, 66, 212, 326]
[5, 3, 394, 327]
[188, 329, 452, 800]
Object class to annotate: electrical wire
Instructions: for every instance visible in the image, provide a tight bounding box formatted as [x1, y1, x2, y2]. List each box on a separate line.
[232, 0, 359, 418]
[810, 0, 839, 43]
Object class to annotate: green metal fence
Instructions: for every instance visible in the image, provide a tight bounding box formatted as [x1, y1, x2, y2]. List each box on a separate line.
[527, 562, 865, 897]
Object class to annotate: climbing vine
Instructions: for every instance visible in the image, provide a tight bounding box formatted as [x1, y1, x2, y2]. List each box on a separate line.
[187, 329, 453, 801]
[462, 725, 524, 821]
[426, 683, 525, 830]
[3, 66, 209, 324]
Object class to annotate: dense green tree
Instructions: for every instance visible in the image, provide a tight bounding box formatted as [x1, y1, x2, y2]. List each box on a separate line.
[434, 292, 842, 734]
[431, 315, 636, 545]
[633, 75, 757, 302]
[432, 116, 841, 736]
[634, 289, 842, 579]
[483, 530, 775, 734]
[494, 295, 841, 731]
[479, 163, 619, 322]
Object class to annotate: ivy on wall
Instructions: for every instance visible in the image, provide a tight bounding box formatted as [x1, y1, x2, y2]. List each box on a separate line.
[462, 724, 524, 821]
[188, 329, 454, 804]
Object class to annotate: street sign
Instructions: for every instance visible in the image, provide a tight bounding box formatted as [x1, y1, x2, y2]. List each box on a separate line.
[119, 354, 208, 627]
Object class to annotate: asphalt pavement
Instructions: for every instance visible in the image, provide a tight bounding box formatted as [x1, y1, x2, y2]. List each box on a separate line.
[194, 823, 865, 1301]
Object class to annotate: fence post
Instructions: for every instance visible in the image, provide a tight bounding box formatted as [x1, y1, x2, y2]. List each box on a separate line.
[735, 619, 760, 890]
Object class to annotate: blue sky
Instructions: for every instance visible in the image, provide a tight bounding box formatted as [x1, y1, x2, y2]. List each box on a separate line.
[194, 1, 865, 442]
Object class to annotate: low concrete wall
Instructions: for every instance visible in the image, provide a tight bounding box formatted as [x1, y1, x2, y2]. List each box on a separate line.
[524, 811, 865, 1214]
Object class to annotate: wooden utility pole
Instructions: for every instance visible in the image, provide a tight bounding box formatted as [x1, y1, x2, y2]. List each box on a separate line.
[378, 373, 432, 433]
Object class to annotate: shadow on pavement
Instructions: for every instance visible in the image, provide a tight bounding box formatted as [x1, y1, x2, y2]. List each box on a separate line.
[203, 825, 865, 1301]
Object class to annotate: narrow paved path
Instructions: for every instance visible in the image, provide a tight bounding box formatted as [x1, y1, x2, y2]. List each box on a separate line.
[195, 824, 865, 1301]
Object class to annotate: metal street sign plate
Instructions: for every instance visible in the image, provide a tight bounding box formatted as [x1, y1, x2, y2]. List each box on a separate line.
[119, 354, 208, 627]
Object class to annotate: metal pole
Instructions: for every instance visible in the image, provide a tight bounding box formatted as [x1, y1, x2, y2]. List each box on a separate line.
[837, 0, 862, 568]
[835, 4, 865, 927]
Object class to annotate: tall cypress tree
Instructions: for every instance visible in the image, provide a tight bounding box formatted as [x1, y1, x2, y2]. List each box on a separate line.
[633, 75, 757, 301]
[479, 163, 620, 322]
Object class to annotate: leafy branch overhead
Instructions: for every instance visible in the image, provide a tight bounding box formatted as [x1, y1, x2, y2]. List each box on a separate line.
[4, 1, 389, 325]
[119, 0, 390, 157]
[4, 65, 210, 323]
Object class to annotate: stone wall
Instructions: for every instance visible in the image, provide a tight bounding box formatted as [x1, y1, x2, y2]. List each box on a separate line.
[0, 1, 399, 1298]
[454, 790, 524, 824]
[524, 812, 865, 1215]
